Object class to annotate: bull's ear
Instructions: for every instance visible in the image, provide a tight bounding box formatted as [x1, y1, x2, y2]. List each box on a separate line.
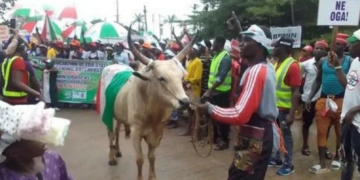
[132, 72, 150, 81]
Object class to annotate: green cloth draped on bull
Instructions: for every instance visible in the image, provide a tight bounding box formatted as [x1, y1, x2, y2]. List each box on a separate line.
[99, 65, 133, 131]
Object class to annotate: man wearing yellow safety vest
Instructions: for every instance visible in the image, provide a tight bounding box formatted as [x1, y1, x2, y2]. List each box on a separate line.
[201, 36, 232, 151]
[1, 37, 42, 105]
[268, 37, 302, 176]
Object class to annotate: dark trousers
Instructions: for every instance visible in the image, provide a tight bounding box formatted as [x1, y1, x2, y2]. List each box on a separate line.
[49, 85, 58, 108]
[228, 114, 273, 180]
[302, 101, 316, 130]
[341, 123, 360, 180]
[211, 92, 231, 144]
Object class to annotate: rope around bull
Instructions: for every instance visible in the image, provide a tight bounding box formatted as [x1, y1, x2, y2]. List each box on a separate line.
[190, 104, 214, 158]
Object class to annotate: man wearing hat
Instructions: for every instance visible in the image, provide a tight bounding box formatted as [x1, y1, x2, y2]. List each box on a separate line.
[69, 40, 84, 60]
[201, 35, 232, 151]
[198, 24, 283, 180]
[105, 46, 114, 60]
[340, 29, 360, 180]
[300, 40, 329, 158]
[268, 36, 302, 176]
[84, 42, 105, 60]
[178, 44, 203, 135]
[299, 45, 313, 62]
[47, 41, 65, 60]
[306, 33, 353, 173]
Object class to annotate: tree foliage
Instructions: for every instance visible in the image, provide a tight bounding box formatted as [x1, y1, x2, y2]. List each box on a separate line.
[188, 0, 357, 46]
[0, 0, 16, 24]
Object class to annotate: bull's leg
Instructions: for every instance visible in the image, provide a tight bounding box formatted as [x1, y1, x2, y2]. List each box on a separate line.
[132, 128, 144, 180]
[124, 124, 131, 139]
[114, 121, 122, 158]
[145, 133, 162, 180]
[108, 130, 117, 165]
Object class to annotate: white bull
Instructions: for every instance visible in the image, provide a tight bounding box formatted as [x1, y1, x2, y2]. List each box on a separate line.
[99, 24, 198, 180]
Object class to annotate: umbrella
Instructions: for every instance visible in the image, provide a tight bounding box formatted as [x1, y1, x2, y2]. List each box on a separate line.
[62, 25, 88, 39]
[84, 22, 128, 42]
[12, 7, 45, 21]
[58, 6, 78, 20]
[21, 19, 62, 34]
[43, 4, 55, 16]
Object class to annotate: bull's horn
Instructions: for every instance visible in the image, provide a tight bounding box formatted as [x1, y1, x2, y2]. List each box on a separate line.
[173, 31, 199, 62]
[127, 23, 151, 65]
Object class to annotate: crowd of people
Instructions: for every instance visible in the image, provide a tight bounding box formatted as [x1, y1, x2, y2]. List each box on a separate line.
[0, 11, 360, 179]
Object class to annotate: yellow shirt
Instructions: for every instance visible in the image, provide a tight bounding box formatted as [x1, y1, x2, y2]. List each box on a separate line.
[47, 48, 58, 59]
[184, 57, 203, 98]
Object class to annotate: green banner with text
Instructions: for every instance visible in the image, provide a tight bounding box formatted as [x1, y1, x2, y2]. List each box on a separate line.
[31, 58, 111, 103]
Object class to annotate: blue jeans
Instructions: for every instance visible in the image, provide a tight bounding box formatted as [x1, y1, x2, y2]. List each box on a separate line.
[274, 110, 293, 166]
[341, 123, 360, 180]
[170, 111, 179, 121]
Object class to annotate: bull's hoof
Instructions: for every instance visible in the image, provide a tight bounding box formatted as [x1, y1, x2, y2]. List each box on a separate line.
[116, 152, 122, 158]
[108, 159, 118, 166]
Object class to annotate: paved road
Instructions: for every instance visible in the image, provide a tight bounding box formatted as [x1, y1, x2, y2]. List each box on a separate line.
[53, 109, 354, 180]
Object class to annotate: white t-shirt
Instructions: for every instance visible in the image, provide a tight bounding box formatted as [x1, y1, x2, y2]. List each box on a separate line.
[341, 58, 360, 128]
[83, 50, 105, 60]
[301, 58, 321, 102]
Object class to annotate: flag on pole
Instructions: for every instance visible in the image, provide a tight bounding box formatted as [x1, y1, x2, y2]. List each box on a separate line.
[41, 15, 62, 41]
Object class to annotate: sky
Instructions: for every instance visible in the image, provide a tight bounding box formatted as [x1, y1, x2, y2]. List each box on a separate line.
[9, 0, 201, 39]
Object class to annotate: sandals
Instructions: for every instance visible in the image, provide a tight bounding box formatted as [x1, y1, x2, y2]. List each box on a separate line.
[331, 160, 341, 170]
[214, 141, 229, 151]
[301, 147, 311, 156]
[309, 164, 330, 174]
[326, 150, 333, 160]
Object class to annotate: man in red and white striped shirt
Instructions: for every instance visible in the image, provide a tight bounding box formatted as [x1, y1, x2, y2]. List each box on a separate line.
[199, 25, 282, 180]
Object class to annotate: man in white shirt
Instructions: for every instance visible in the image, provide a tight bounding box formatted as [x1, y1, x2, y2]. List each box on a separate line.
[339, 29, 360, 180]
[301, 41, 327, 156]
[83, 42, 105, 60]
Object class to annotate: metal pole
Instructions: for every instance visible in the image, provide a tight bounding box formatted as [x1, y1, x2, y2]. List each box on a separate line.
[159, 15, 162, 39]
[152, 14, 155, 33]
[116, 0, 119, 23]
[143, 5, 148, 31]
[290, 0, 295, 25]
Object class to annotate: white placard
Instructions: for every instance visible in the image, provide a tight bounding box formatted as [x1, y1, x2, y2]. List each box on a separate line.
[317, 0, 360, 26]
[270, 26, 302, 48]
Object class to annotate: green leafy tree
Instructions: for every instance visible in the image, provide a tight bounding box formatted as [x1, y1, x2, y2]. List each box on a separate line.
[134, 13, 144, 32]
[188, 0, 358, 46]
[0, 0, 16, 24]
[163, 14, 177, 35]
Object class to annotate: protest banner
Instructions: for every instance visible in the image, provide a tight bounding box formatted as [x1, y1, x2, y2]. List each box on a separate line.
[0, 25, 10, 42]
[317, 0, 360, 26]
[31, 58, 111, 104]
[270, 26, 302, 48]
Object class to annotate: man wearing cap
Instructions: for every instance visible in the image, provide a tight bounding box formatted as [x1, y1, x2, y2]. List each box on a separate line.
[105, 46, 114, 60]
[178, 45, 203, 134]
[113, 42, 131, 65]
[307, 33, 352, 173]
[299, 45, 313, 62]
[47, 41, 65, 60]
[269, 37, 301, 176]
[199, 25, 282, 180]
[201, 35, 232, 150]
[339, 29, 360, 180]
[300, 40, 328, 157]
[69, 40, 84, 60]
[84, 42, 105, 60]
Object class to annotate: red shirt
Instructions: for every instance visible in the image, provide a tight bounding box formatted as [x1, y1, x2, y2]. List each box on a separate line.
[230, 60, 240, 104]
[3, 57, 29, 104]
[158, 53, 166, 60]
